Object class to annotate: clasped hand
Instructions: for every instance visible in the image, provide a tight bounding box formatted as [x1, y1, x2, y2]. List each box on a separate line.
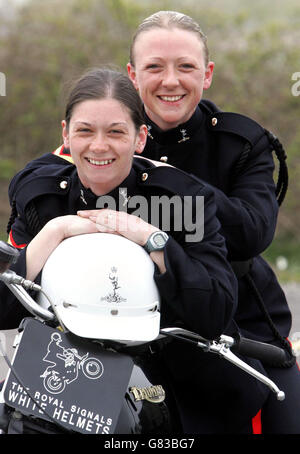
[77, 209, 159, 247]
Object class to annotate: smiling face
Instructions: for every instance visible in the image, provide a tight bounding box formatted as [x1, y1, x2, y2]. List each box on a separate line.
[127, 27, 214, 131]
[62, 98, 147, 195]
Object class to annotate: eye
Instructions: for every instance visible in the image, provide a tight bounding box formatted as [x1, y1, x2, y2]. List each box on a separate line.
[77, 127, 92, 133]
[179, 63, 196, 71]
[108, 129, 126, 136]
[110, 129, 124, 134]
[145, 63, 162, 72]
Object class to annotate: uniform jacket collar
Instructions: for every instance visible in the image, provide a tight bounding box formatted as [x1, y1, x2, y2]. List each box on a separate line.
[77, 167, 138, 210]
[144, 105, 203, 145]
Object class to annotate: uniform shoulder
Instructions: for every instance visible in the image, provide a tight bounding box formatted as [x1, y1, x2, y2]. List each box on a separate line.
[9, 151, 74, 204]
[200, 99, 266, 147]
[133, 157, 207, 197]
[22, 146, 73, 170]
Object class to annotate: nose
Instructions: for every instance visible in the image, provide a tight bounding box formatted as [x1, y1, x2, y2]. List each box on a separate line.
[161, 66, 180, 89]
[89, 132, 109, 153]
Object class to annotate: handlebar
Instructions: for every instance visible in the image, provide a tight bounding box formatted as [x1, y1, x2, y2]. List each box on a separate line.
[0, 269, 55, 322]
[0, 241, 286, 401]
[231, 333, 288, 367]
[159, 328, 286, 401]
[0, 241, 20, 273]
[158, 328, 288, 369]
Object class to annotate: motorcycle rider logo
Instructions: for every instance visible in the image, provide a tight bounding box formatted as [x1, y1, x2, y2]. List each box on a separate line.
[40, 332, 104, 394]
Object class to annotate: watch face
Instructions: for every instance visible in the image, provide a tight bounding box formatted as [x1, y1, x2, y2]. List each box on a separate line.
[144, 231, 168, 253]
[153, 234, 166, 247]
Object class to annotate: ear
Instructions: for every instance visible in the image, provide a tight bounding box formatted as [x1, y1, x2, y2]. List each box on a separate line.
[135, 124, 148, 155]
[61, 120, 70, 148]
[203, 61, 215, 90]
[127, 63, 139, 91]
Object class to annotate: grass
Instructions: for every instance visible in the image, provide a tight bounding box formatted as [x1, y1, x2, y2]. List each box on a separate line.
[0, 232, 8, 243]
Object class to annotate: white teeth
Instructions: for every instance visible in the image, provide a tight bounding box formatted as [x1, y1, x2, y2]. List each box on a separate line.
[160, 95, 183, 102]
[88, 158, 114, 166]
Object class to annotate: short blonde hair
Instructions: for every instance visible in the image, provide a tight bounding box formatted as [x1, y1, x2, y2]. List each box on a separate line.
[130, 10, 209, 67]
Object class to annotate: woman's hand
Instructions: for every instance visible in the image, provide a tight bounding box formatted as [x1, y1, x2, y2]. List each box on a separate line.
[26, 215, 99, 281]
[77, 209, 157, 246]
[78, 209, 167, 273]
[50, 214, 99, 240]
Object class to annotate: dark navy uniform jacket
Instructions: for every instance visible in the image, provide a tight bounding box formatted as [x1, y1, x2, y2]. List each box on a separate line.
[139, 100, 294, 432]
[143, 99, 291, 344]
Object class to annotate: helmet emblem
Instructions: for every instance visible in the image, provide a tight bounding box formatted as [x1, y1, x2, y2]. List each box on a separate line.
[101, 267, 127, 304]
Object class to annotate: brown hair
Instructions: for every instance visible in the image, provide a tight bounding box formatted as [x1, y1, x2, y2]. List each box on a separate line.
[65, 68, 144, 131]
[130, 11, 209, 67]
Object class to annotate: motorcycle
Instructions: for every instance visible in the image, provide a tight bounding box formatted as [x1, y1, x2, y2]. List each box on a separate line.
[40, 331, 104, 395]
[0, 239, 288, 435]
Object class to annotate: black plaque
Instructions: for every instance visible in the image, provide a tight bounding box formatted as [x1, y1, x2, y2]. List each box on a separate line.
[3, 319, 134, 434]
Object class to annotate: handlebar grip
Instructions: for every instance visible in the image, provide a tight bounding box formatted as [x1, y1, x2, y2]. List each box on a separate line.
[0, 241, 20, 273]
[232, 335, 288, 367]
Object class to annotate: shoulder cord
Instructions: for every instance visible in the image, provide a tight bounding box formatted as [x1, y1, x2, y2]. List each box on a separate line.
[245, 273, 296, 368]
[232, 142, 252, 179]
[233, 131, 288, 207]
[264, 129, 289, 207]
[256, 131, 293, 366]
[234, 132, 293, 367]
[6, 199, 18, 235]
[24, 202, 41, 237]
[6, 201, 42, 237]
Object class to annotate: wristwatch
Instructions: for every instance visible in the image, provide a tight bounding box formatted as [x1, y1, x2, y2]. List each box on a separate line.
[143, 231, 169, 254]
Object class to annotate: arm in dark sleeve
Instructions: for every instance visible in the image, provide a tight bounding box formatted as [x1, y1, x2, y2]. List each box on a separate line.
[206, 133, 278, 260]
[154, 187, 238, 340]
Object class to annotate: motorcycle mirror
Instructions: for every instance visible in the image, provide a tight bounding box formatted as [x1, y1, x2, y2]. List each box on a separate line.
[0, 241, 20, 273]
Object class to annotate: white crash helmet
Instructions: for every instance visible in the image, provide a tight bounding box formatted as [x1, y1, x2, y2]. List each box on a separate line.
[38, 233, 161, 344]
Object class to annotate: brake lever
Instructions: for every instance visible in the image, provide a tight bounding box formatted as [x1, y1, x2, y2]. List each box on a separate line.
[159, 328, 285, 401]
[207, 339, 285, 401]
